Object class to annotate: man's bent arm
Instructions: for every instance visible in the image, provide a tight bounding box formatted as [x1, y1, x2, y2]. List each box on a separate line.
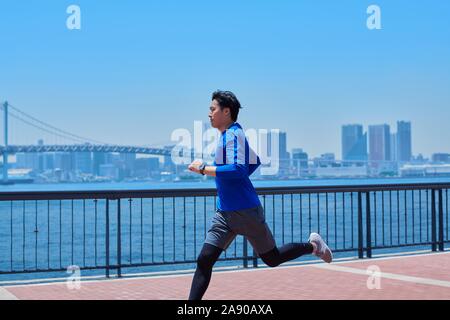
[215, 163, 248, 179]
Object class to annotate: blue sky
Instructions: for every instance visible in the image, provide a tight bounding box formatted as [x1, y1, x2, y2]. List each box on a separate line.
[0, 0, 449, 158]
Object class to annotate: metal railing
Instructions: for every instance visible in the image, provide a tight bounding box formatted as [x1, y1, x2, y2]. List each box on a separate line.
[0, 182, 448, 277]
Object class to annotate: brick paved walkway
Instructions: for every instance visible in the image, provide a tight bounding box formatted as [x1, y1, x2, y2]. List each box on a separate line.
[1, 251, 449, 300]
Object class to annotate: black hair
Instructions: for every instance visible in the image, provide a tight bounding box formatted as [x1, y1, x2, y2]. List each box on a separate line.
[211, 90, 242, 122]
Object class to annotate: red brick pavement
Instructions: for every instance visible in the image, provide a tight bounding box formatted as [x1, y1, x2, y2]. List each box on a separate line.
[2, 252, 450, 300]
[339, 252, 450, 282]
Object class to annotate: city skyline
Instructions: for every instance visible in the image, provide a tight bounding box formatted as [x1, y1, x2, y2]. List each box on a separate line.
[5, 117, 437, 163]
[8, 119, 443, 164]
[9, 116, 450, 183]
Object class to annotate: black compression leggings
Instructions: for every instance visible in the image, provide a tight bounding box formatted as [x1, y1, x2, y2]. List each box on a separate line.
[259, 242, 314, 267]
[188, 242, 313, 300]
[188, 243, 223, 300]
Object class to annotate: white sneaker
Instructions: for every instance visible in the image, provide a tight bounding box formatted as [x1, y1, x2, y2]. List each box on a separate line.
[308, 232, 333, 263]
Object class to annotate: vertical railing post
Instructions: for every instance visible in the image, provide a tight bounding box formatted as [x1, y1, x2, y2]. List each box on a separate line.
[243, 237, 248, 268]
[357, 192, 364, 259]
[253, 249, 258, 268]
[117, 199, 122, 277]
[366, 192, 372, 258]
[105, 199, 110, 278]
[431, 189, 437, 252]
[438, 189, 444, 251]
[3, 101, 9, 184]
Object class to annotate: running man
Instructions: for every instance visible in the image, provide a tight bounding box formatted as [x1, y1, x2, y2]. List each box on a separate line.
[187, 90, 332, 300]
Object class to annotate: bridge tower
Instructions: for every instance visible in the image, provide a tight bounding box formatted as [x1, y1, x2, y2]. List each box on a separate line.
[3, 101, 8, 183]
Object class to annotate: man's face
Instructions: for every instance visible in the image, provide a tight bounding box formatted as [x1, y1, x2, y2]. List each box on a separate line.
[209, 99, 230, 129]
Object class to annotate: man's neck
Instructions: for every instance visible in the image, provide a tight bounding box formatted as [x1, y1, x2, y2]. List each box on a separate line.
[218, 120, 235, 133]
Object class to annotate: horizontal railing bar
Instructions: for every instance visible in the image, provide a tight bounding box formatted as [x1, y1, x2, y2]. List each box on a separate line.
[0, 265, 109, 275]
[369, 242, 443, 250]
[1, 182, 449, 201]
[257, 183, 450, 195]
[0, 257, 254, 275]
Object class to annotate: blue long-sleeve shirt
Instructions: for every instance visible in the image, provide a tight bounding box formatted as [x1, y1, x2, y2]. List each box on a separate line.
[214, 122, 261, 211]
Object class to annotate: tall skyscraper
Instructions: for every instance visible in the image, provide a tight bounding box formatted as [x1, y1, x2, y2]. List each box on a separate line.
[42, 153, 55, 171]
[15, 153, 39, 170]
[93, 152, 113, 176]
[369, 124, 391, 165]
[278, 132, 287, 155]
[341, 124, 367, 161]
[37, 139, 45, 172]
[93, 152, 104, 176]
[74, 152, 93, 174]
[397, 121, 412, 162]
[390, 133, 397, 162]
[120, 153, 136, 178]
[54, 152, 73, 172]
[261, 131, 289, 175]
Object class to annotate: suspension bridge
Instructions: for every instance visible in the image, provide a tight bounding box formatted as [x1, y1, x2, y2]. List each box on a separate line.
[0, 101, 182, 184]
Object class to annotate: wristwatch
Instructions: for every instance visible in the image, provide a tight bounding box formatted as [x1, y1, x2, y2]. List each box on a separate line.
[199, 162, 206, 175]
